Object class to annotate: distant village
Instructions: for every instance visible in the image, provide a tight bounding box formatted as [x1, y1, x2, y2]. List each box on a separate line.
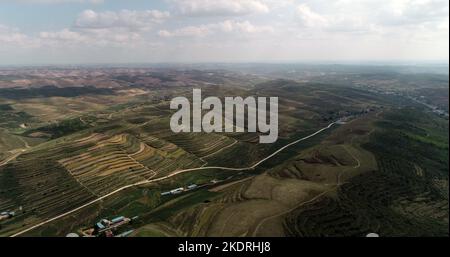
[409, 96, 449, 118]
[355, 83, 449, 118]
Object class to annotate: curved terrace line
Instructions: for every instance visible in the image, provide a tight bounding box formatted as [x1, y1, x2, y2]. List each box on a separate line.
[10, 122, 335, 237]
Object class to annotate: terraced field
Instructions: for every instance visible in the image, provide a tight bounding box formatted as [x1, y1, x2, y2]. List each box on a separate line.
[146, 172, 333, 237]
[132, 134, 204, 176]
[283, 168, 449, 236]
[0, 144, 97, 235]
[59, 130, 208, 193]
[283, 108, 449, 237]
[0, 125, 205, 235]
[273, 144, 364, 184]
[59, 134, 155, 196]
[0, 67, 447, 238]
[137, 119, 250, 166]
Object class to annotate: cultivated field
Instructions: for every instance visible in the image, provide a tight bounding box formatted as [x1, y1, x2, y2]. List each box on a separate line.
[0, 66, 448, 237]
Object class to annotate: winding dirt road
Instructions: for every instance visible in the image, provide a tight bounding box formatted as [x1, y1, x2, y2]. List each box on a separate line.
[10, 122, 335, 237]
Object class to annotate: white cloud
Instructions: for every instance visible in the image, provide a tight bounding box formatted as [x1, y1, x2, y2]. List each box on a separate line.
[169, 0, 269, 16]
[379, 0, 449, 26]
[0, 24, 36, 47]
[0, 0, 448, 63]
[159, 26, 210, 37]
[38, 27, 145, 47]
[293, 0, 448, 36]
[24, 8, 170, 49]
[14, 0, 104, 4]
[296, 4, 328, 28]
[159, 20, 273, 37]
[40, 28, 87, 42]
[75, 9, 170, 30]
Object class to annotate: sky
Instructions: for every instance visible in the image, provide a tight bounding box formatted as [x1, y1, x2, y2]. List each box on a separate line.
[0, 0, 448, 65]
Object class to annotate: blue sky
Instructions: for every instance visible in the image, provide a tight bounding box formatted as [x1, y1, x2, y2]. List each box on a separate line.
[0, 0, 448, 64]
[0, 1, 166, 33]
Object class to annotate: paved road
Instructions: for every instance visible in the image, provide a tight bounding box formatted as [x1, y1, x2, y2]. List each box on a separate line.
[10, 122, 335, 237]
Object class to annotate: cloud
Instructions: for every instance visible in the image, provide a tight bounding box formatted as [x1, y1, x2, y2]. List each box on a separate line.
[38, 27, 145, 47]
[40, 28, 87, 42]
[16, 7, 171, 49]
[169, 0, 269, 17]
[0, 24, 35, 47]
[0, 0, 448, 63]
[159, 20, 273, 37]
[17, 8, 171, 49]
[14, 0, 104, 4]
[296, 4, 328, 28]
[293, 0, 448, 35]
[75, 9, 170, 30]
[159, 26, 210, 37]
[377, 0, 449, 26]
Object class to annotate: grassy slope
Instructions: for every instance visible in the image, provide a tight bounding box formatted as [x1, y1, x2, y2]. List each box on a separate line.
[284, 108, 448, 237]
[3, 77, 446, 237]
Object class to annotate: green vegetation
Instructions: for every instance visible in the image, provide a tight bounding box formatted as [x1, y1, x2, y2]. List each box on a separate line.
[0, 104, 13, 111]
[24, 118, 90, 139]
[0, 104, 34, 129]
[0, 66, 448, 237]
[0, 85, 114, 100]
[284, 108, 448, 236]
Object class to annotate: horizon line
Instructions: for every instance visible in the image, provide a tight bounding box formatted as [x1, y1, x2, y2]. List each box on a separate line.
[0, 60, 449, 68]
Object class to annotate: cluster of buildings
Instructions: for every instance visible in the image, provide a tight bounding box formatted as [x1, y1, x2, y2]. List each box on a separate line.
[160, 179, 230, 197]
[74, 215, 136, 237]
[410, 96, 449, 118]
[0, 211, 15, 221]
[160, 180, 226, 197]
[160, 184, 198, 196]
[65, 176, 245, 238]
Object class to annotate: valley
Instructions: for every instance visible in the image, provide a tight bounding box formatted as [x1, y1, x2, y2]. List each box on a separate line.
[0, 65, 448, 237]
